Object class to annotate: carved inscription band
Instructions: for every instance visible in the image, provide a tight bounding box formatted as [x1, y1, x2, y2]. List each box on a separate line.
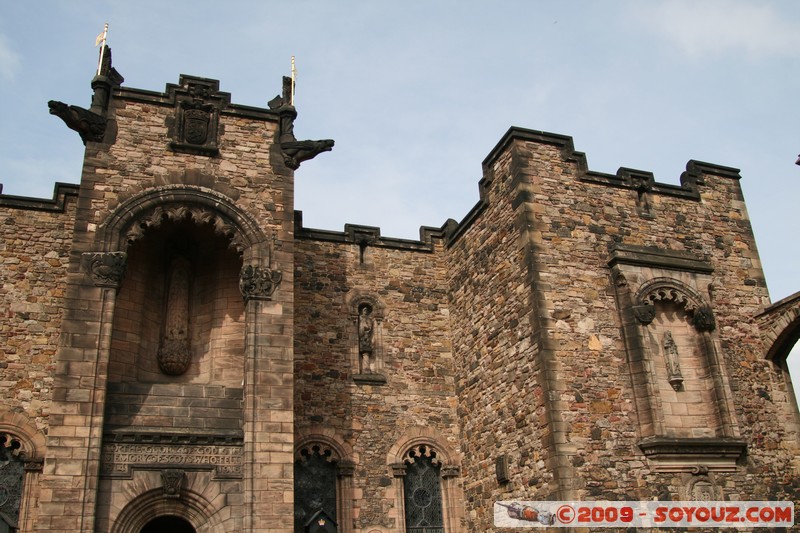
[101, 443, 243, 479]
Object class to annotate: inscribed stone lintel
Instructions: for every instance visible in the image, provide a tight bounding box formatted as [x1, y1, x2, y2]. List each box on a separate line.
[100, 442, 244, 479]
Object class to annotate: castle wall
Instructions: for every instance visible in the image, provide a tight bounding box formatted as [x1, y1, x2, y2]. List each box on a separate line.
[0, 186, 77, 432]
[445, 149, 557, 530]
[0, 188, 77, 532]
[294, 232, 464, 532]
[447, 129, 800, 530]
[0, 73, 798, 533]
[34, 76, 298, 533]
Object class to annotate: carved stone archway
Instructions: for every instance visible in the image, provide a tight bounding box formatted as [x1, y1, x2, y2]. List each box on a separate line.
[110, 488, 221, 533]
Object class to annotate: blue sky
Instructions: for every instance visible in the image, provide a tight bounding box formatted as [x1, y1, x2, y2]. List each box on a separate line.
[0, 1, 798, 375]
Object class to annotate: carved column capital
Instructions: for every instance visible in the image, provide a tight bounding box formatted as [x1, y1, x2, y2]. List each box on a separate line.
[83, 251, 127, 288]
[390, 462, 407, 477]
[337, 460, 356, 478]
[239, 264, 282, 302]
[440, 464, 461, 479]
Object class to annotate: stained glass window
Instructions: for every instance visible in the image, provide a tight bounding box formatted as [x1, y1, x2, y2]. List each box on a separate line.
[403, 446, 444, 533]
[0, 434, 24, 532]
[294, 445, 337, 533]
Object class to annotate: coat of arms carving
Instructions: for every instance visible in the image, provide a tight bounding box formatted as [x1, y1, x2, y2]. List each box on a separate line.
[183, 106, 211, 145]
[167, 76, 229, 156]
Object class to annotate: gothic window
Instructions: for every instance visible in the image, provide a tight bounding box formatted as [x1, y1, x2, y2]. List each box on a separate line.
[0, 434, 24, 532]
[294, 445, 338, 533]
[402, 445, 444, 533]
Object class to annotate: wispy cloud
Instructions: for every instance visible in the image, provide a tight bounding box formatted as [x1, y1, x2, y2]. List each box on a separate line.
[631, 0, 800, 60]
[0, 34, 20, 80]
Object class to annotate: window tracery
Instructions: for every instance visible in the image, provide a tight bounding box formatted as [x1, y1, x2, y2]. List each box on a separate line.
[0, 434, 24, 531]
[402, 445, 444, 533]
[294, 444, 338, 533]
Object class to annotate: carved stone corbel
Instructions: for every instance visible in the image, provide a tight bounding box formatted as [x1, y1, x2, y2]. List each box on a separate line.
[440, 464, 461, 479]
[83, 252, 127, 288]
[692, 306, 717, 332]
[390, 462, 407, 477]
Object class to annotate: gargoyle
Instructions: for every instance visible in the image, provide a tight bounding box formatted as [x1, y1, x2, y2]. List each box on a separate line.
[280, 139, 335, 170]
[48, 100, 106, 144]
[269, 76, 334, 169]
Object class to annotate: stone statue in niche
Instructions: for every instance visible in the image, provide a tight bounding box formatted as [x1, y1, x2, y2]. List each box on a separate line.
[663, 331, 684, 391]
[358, 303, 375, 373]
[157, 255, 192, 376]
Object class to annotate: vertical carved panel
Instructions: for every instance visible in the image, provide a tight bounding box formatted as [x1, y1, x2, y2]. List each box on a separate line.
[157, 255, 192, 376]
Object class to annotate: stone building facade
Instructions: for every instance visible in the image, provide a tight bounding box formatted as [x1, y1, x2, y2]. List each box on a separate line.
[1, 55, 799, 532]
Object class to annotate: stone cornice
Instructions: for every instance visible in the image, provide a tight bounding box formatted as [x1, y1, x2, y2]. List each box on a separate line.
[608, 244, 714, 274]
[638, 436, 747, 473]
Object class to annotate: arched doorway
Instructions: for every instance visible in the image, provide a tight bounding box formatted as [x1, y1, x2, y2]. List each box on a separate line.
[140, 515, 196, 533]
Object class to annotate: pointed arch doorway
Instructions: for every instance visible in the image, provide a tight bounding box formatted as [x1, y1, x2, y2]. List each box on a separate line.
[140, 515, 196, 533]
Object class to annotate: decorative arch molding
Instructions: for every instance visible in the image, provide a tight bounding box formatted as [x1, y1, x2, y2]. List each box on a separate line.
[294, 429, 354, 467]
[344, 290, 386, 319]
[757, 291, 800, 364]
[110, 487, 223, 533]
[96, 185, 270, 256]
[387, 427, 460, 474]
[0, 412, 46, 462]
[294, 431, 355, 533]
[633, 277, 716, 332]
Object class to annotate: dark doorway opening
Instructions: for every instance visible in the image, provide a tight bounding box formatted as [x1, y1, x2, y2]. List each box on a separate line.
[140, 515, 196, 533]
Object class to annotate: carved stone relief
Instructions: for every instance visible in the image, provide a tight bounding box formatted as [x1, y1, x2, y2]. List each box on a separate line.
[167, 76, 229, 156]
[83, 251, 128, 288]
[239, 264, 282, 301]
[161, 469, 185, 499]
